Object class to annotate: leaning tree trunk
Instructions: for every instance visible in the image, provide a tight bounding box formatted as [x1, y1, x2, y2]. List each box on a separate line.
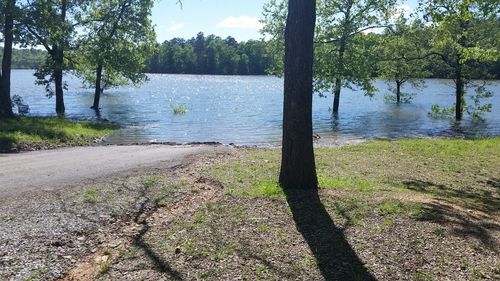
[92, 63, 103, 110]
[0, 0, 15, 118]
[455, 61, 464, 121]
[332, 37, 346, 115]
[279, 0, 318, 190]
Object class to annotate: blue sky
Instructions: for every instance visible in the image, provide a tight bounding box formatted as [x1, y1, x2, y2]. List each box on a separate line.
[152, 0, 269, 42]
[152, 0, 420, 43]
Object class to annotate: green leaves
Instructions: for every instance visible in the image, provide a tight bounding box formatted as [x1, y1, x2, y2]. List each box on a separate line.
[75, 0, 156, 92]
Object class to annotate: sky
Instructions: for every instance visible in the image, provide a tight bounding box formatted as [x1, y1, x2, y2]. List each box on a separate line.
[152, 0, 269, 43]
[151, 0, 420, 43]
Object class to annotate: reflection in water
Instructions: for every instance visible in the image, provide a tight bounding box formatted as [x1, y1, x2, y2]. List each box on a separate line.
[10, 70, 500, 145]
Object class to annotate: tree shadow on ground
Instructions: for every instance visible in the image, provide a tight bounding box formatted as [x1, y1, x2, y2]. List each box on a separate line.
[403, 180, 500, 213]
[403, 180, 500, 249]
[485, 178, 500, 189]
[418, 201, 500, 250]
[130, 184, 184, 280]
[284, 188, 376, 281]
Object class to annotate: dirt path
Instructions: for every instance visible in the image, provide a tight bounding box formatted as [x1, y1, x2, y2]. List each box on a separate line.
[0, 145, 228, 196]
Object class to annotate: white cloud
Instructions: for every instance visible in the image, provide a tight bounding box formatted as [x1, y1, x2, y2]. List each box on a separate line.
[169, 22, 185, 31]
[216, 16, 263, 30]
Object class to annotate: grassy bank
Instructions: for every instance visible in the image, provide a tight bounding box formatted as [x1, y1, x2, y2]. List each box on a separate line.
[93, 138, 499, 281]
[0, 116, 117, 152]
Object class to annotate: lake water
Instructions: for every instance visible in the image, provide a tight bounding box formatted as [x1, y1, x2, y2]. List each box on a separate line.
[10, 70, 500, 145]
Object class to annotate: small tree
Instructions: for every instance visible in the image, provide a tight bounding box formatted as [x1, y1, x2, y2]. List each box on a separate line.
[377, 16, 431, 103]
[21, 0, 88, 115]
[76, 0, 156, 110]
[420, 0, 499, 120]
[315, 0, 396, 114]
[279, 0, 318, 190]
[261, 0, 397, 115]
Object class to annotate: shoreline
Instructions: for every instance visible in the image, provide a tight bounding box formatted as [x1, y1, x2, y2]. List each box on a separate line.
[6, 132, 500, 154]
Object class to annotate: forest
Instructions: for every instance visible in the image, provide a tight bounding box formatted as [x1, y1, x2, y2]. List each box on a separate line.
[3, 34, 499, 79]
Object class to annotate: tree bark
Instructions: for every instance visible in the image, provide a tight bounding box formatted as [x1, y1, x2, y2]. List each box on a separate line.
[92, 63, 103, 109]
[333, 78, 341, 114]
[332, 37, 346, 115]
[53, 44, 65, 115]
[279, 0, 318, 190]
[0, 0, 15, 118]
[54, 0, 67, 115]
[455, 61, 464, 121]
[396, 80, 402, 104]
[54, 66, 65, 115]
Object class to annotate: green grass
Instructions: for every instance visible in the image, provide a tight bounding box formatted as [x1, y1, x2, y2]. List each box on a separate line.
[102, 137, 500, 280]
[209, 137, 500, 218]
[376, 200, 423, 216]
[0, 116, 117, 152]
[83, 188, 100, 205]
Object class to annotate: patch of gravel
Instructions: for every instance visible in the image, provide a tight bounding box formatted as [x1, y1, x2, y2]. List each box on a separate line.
[0, 149, 234, 281]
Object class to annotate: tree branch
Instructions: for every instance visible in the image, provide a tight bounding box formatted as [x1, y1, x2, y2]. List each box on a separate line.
[316, 25, 392, 44]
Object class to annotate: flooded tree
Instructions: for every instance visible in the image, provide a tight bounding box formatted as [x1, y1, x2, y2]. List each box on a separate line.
[377, 16, 430, 104]
[262, 0, 396, 116]
[279, 0, 318, 189]
[76, 0, 156, 111]
[21, 0, 88, 115]
[315, 0, 396, 115]
[0, 0, 15, 117]
[421, 0, 499, 120]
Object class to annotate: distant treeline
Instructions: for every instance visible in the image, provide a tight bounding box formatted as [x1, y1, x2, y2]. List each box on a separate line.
[0, 48, 46, 69]
[4, 40, 499, 79]
[146, 32, 273, 75]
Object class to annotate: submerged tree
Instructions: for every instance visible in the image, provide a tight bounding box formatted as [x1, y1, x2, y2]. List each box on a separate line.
[315, 0, 396, 115]
[76, 0, 156, 110]
[22, 0, 88, 115]
[421, 0, 499, 120]
[377, 16, 431, 104]
[0, 0, 15, 117]
[262, 0, 396, 115]
[279, 0, 318, 189]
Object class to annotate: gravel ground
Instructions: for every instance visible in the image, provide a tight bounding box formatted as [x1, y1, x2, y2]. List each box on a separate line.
[0, 146, 234, 281]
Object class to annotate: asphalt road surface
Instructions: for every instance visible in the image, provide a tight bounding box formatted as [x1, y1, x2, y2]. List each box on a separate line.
[0, 145, 224, 196]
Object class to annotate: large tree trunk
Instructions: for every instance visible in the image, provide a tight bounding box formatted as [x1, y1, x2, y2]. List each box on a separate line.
[54, 67, 65, 115]
[279, 0, 318, 190]
[53, 45, 65, 115]
[92, 64, 103, 110]
[455, 61, 464, 121]
[54, 0, 67, 115]
[0, 0, 15, 118]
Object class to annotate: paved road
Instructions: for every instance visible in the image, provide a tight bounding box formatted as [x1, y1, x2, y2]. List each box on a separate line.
[0, 145, 222, 195]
